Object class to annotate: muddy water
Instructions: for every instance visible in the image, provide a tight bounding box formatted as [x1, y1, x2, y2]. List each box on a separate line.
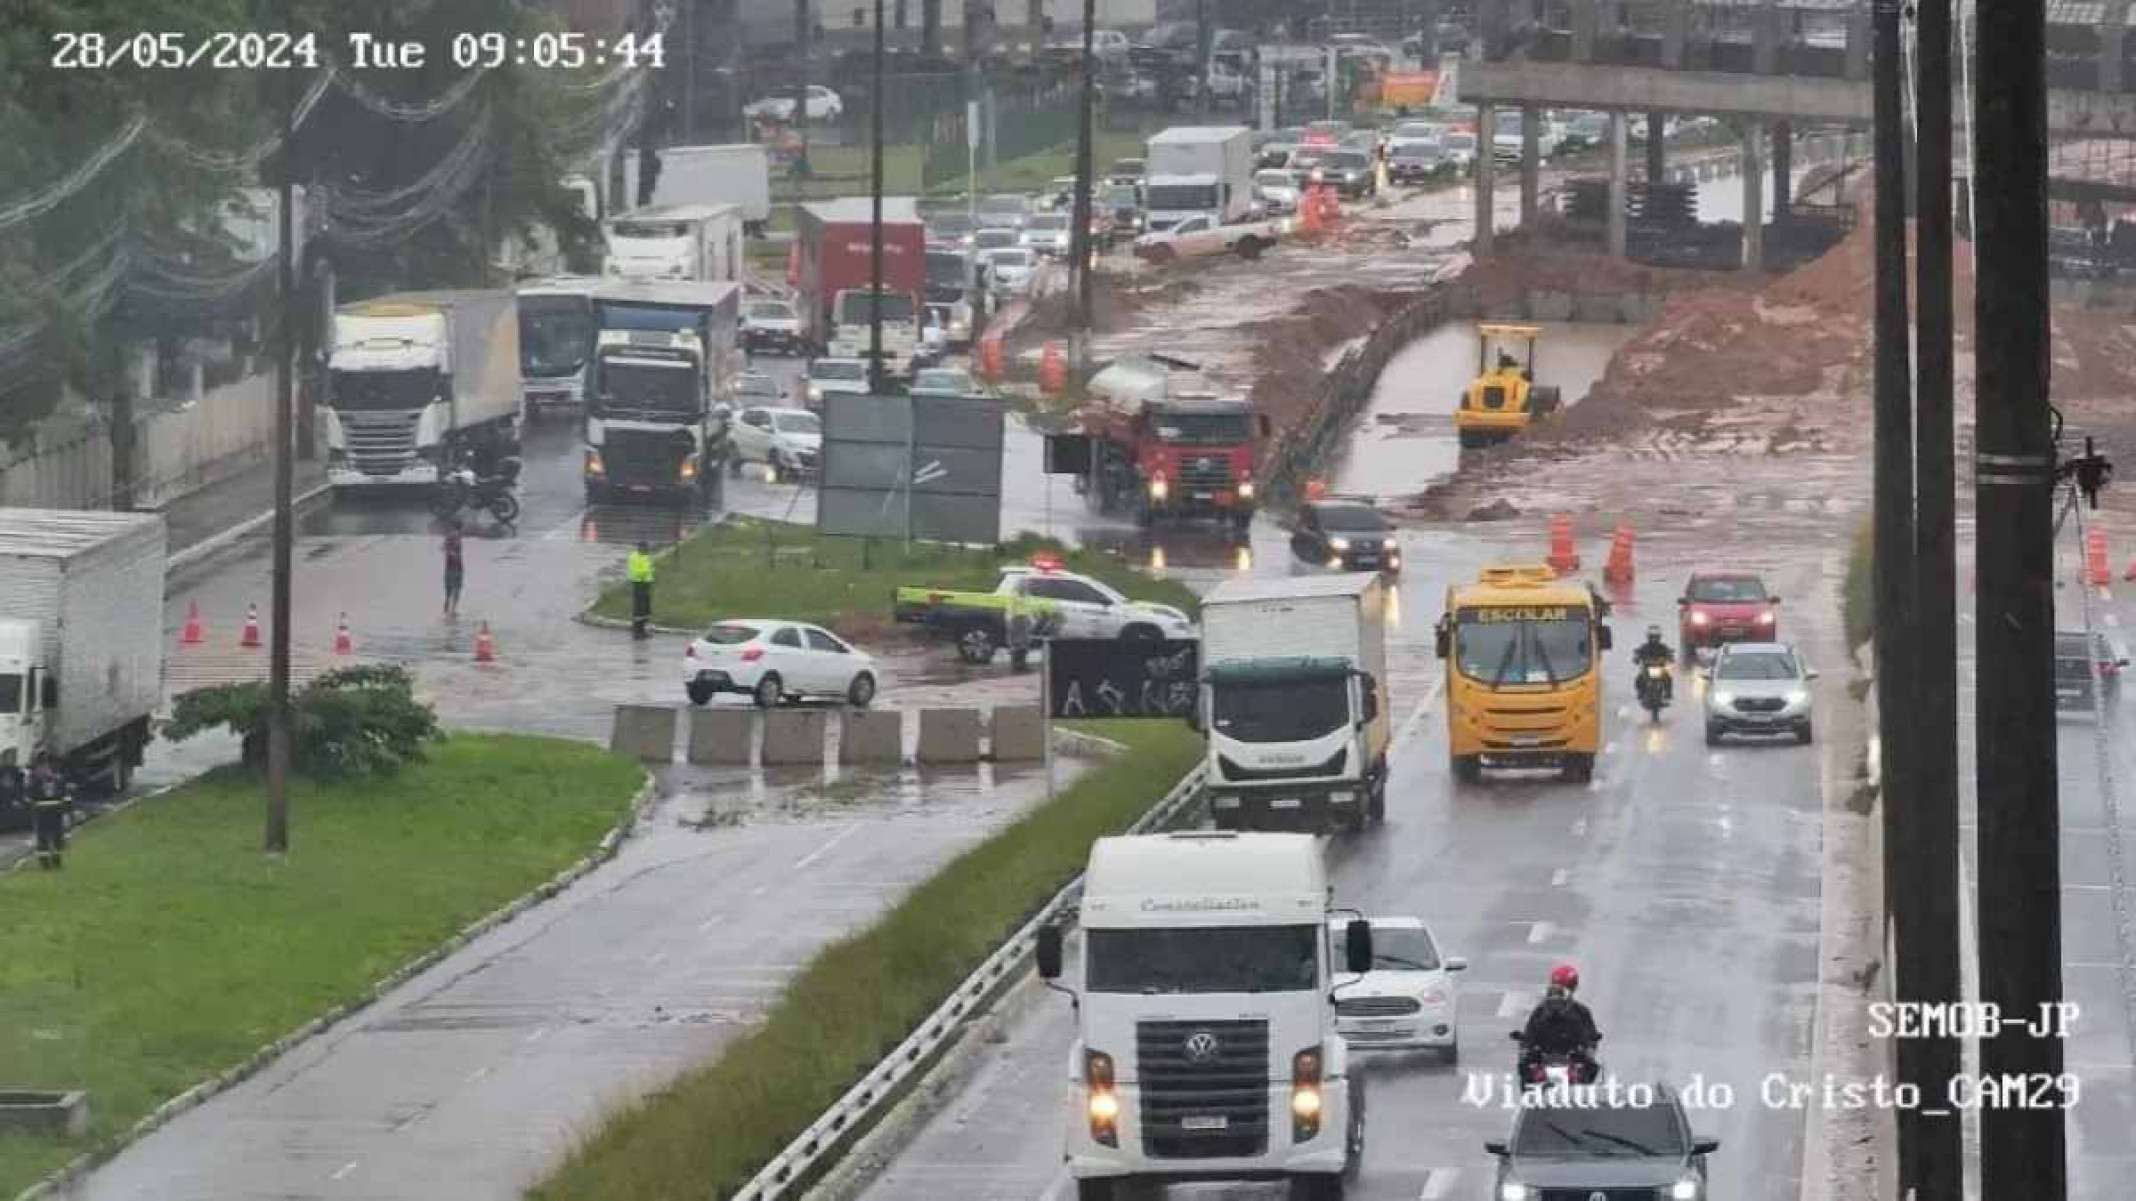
[1329, 320, 1643, 501]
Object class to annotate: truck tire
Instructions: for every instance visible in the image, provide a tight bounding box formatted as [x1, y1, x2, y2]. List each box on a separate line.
[686, 679, 715, 706]
[1367, 774, 1386, 824]
[1344, 1075, 1367, 1179]
[1075, 1181, 1116, 1201]
[1119, 624, 1162, 643]
[1288, 1172, 1344, 1201]
[1529, 385, 1562, 417]
[1563, 753, 1595, 783]
[1144, 243, 1177, 265]
[1451, 753, 1481, 784]
[956, 623, 999, 665]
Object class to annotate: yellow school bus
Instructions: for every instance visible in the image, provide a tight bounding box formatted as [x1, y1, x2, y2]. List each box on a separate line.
[1434, 564, 1613, 783]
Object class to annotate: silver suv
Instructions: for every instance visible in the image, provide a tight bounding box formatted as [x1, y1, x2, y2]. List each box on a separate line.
[1703, 641, 1817, 745]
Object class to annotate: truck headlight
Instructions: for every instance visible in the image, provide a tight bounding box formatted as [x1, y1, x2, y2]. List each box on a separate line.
[808, 384, 824, 402]
[1238, 480, 1255, 500]
[1149, 477, 1169, 501]
[1290, 1046, 1323, 1142]
[1670, 1177, 1702, 1201]
[585, 450, 605, 477]
[1499, 1185, 1534, 1201]
[1085, 1050, 1119, 1147]
[680, 457, 697, 482]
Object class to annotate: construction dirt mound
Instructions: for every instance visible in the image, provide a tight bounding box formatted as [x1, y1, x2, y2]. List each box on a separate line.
[1246, 285, 1415, 435]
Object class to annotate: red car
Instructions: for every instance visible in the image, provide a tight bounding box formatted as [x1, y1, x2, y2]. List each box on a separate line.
[1678, 571, 1780, 658]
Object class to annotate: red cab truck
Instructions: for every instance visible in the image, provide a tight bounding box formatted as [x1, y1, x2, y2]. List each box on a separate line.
[1048, 354, 1268, 539]
[792, 197, 927, 377]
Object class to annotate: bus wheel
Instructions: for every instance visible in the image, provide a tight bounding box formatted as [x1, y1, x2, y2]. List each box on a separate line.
[1451, 754, 1481, 784]
[1563, 754, 1595, 784]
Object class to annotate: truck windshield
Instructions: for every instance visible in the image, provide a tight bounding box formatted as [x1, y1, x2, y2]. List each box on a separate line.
[1146, 183, 1219, 212]
[1086, 924, 1320, 994]
[609, 220, 692, 238]
[1455, 611, 1595, 687]
[926, 252, 968, 288]
[1213, 676, 1349, 742]
[1154, 412, 1252, 444]
[329, 367, 439, 412]
[518, 295, 595, 379]
[594, 355, 699, 415]
[593, 302, 708, 334]
[0, 673, 19, 715]
[836, 293, 918, 324]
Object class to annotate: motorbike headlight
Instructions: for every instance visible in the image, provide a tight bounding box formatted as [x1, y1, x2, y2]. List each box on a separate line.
[680, 458, 697, 481]
[585, 450, 605, 477]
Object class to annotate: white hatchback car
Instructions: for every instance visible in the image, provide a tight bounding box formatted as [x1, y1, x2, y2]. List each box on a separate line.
[684, 620, 878, 708]
[1703, 641, 1817, 745]
[1328, 915, 1467, 1059]
[730, 406, 822, 476]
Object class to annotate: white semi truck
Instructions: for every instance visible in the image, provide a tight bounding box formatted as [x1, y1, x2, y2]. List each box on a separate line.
[602, 203, 746, 283]
[324, 291, 523, 489]
[583, 279, 740, 503]
[1037, 831, 1373, 1201]
[0, 510, 163, 797]
[622, 143, 773, 233]
[1144, 126, 1257, 231]
[1198, 574, 1390, 833]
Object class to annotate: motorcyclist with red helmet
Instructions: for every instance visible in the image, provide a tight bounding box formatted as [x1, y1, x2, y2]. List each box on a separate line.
[1516, 964, 1602, 1082]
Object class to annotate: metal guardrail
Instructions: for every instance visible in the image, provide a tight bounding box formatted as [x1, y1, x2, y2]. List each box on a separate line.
[731, 761, 1210, 1201]
[1266, 288, 1452, 506]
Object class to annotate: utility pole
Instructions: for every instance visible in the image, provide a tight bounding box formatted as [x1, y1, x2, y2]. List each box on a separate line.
[683, 0, 697, 141]
[793, 0, 811, 168]
[1870, 0, 1921, 1188]
[1909, 0, 1964, 1194]
[868, 0, 886, 394]
[1069, 0, 1097, 343]
[265, 0, 296, 854]
[1197, 0, 1211, 114]
[1973, 0, 2066, 1195]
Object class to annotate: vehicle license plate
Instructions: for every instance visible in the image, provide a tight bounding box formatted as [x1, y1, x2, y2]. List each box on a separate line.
[1183, 1115, 1229, 1131]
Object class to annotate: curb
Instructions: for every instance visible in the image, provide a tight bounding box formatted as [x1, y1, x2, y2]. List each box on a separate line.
[164, 481, 334, 576]
[0, 779, 188, 878]
[14, 772, 659, 1201]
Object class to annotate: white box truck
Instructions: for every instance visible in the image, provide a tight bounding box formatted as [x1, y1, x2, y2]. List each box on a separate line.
[324, 291, 523, 489]
[602, 203, 746, 283]
[1144, 126, 1257, 230]
[1198, 574, 1390, 834]
[624, 143, 773, 232]
[0, 510, 164, 797]
[1037, 831, 1373, 1201]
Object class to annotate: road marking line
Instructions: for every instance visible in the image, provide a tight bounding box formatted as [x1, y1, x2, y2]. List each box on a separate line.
[793, 823, 863, 870]
[1394, 675, 1448, 749]
[1420, 1167, 1461, 1200]
[1550, 868, 1570, 887]
[1527, 920, 1554, 944]
[465, 1066, 490, 1082]
[330, 1161, 358, 1181]
[525, 1027, 548, 1043]
[697, 915, 722, 932]
[1496, 991, 1528, 1019]
[1569, 817, 1588, 836]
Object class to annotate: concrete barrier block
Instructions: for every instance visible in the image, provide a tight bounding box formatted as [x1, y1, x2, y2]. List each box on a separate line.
[762, 708, 830, 765]
[988, 705, 1046, 762]
[916, 707, 983, 765]
[1528, 290, 1574, 322]
[1570, 293, 1621, 324]
[687, 707, 755, 766]
[840, 709, 903, 765]
[610, 704, 678, 763]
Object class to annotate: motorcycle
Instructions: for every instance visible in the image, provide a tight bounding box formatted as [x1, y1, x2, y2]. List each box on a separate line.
[1509, 1029, 1602, 1086]
[1636, 662, 1672, 721]
[432, 456, 522, 524]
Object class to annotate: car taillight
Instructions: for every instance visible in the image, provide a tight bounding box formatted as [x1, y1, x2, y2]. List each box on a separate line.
[740, 646, 765, 662]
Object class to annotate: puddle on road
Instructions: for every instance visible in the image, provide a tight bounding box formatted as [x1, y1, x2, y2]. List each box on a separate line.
[1329, 320, 1643, 503]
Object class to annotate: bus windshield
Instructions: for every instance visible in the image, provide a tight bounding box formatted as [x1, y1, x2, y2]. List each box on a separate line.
[1454, 609, 1594, 686]
[518, 294, 595, 378]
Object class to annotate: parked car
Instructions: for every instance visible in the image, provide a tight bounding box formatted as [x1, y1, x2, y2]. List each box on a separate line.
[2056, 629, 2128, 710]
[1328, 915, 1466, 1059]
[979, 246, 1038, 296]
[1089, 28, 1131, 64]
[1704, 641, 1818, 745]
[801, 357, 871, 410]
[684, 619, 878, 709]
[742, 84, 843, 122]
[1678, 570, 1780, 659]
[734, 371, 784, 406]
[1020, 211, 1074, 257]
[740, 298, 804, 355]
[730, 405, 822, 476]
[1253, 168, 1302, 213]
[1486, 1084, 1721, 1201]
[1289, 499, 1400, 574]
[911, 365, 980, 397]
[975, 192, 1033, 230]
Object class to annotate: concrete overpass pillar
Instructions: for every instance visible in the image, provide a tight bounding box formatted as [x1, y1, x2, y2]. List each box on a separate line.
[1741, 124, 1765, 271]
[1753, 0, 1782, 73]
[1609, 111, 1629, 258]
[1646, 113, 1667, 183]
[1845, 5, 1871, 81]
[1662, 0, 1689, 68]
[2103, 3, 2132, 93]
[1476, 102, 1497, 254]
[1571, 0, 1598, 60]
[1521, 106, 1542, 229]
[1772, 120, 1793, 218]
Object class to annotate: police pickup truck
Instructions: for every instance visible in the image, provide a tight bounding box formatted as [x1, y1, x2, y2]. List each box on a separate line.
[892, 557, 1197, 666]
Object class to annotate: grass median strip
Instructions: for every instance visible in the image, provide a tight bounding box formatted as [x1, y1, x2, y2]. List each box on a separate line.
[529, 717, 1203, 1201]
[0, 735, 644, 1196]
[587, 516, 1199, 634]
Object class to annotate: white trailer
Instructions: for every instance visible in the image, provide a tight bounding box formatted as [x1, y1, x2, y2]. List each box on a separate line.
[0, 510, 164, 795]
[325, 291, 523, 488]
[636, 143, 773, 229]
[603, 203, 746, 283]
[1144, 125, 1256, 230]
[1198, 574, 1391, 833]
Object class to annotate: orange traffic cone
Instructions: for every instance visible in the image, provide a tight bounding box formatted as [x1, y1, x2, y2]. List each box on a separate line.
[1602, 522, 1636, 585]
[474, 621, 495, 663]
[1299, 186, 1323, 234]
[1546, 515, 1580, 575]
[239, 603, 261, 648]
[1038, 341, 1068, 394]
[2085, 527, 2110, 587]
[333, 613, 354, 656]
[181, 600, 205, 646]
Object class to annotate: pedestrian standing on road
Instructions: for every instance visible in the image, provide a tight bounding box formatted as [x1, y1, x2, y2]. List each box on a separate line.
[28, 753, 71, 870]
[627, 541, 655, 640]
[443, 521, 466, 617]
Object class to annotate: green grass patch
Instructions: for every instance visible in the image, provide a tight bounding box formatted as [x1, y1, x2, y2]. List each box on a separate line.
[0, 735, 644, 1196]
[768, 143, 928, 203]
[1842, 519, 1873, 652]
[528, 718, 1203, 1201]
[924, 128, 1151, 197]
[588, 516, 1199, 634]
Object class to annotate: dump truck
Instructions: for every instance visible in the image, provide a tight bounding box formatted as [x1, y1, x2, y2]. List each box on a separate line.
[0, 509, 164, 799]
[1453, 323, 1560, 448]
[1047, 354, 1269, 537]
[324, 291, 523, 489]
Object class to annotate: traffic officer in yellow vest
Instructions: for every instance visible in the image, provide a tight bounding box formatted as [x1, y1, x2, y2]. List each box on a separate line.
[28, 752, 71, 869]
[627, 541, 655, 640]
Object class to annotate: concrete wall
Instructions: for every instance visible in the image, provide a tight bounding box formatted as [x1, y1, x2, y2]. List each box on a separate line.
[0, 367, 281, 512]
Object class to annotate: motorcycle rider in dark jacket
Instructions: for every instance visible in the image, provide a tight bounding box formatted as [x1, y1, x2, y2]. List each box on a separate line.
[1518, 964, 1602, 1081]
[1632, 624, 1676, 702]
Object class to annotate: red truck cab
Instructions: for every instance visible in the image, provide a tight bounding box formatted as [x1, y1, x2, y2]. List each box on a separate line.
[1112, 397, 1265, 533]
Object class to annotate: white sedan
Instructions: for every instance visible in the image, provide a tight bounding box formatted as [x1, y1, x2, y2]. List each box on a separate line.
[729, 405, 822, 476]
[685, 619, 879, 708]
[743, 85, 843, 122]
[1328, 915, 1467, 1059]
